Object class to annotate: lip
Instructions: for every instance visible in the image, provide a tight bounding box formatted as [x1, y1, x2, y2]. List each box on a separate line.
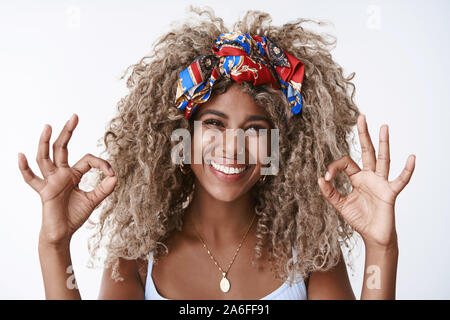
[208, 160, 247, 168]
[206, 160, 252, 182]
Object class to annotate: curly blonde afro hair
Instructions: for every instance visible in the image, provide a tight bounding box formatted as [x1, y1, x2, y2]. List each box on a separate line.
[87, 6, 361, 284]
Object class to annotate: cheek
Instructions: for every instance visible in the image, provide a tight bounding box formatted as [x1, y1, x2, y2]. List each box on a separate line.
[247, 134, 271, 165]
[191, 131, 206, 164]
[247, 136, 259, 164]
[191, 129, 221, 165]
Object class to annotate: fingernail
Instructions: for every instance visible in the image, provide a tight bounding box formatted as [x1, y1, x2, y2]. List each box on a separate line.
[325, 171, 331, 181]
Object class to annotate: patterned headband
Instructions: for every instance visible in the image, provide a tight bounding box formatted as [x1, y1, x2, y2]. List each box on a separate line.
[174, 31, 305, 119]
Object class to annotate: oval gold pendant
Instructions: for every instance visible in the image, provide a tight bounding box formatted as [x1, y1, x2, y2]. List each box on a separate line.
[220, 276, 230, 293]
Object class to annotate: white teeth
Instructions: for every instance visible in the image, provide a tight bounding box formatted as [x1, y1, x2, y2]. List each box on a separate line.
[210, 160, 247, 175]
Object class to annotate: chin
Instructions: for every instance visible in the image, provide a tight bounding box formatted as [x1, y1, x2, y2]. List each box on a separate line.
[191, 162, 260, 201]
[206, 186, 246, 202]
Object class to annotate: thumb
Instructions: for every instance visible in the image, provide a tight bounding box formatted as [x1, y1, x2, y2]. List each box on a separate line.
[318, 177, 346, 213]
[86, 175, 118, 208]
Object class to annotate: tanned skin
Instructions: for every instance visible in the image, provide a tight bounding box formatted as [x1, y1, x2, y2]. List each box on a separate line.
[19, 83, 414, 299]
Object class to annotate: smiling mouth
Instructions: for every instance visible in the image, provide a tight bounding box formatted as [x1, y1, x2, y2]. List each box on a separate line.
[206, 159, 250, 175]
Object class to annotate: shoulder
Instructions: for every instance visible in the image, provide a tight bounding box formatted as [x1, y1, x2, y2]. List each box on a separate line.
[306, 249, 355, 300]
[136, 257, 148, 285]
[304, 272, 311, 289]
[98, 257, 149, 299]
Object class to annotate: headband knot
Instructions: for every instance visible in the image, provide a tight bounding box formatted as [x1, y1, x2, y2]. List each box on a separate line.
[175, 31, 305, 119]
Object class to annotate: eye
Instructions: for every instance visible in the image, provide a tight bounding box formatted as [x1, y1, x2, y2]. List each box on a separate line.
[203, 119, 225, 128]
[247, 124, 265, 130]
[245, 124, 266, 135]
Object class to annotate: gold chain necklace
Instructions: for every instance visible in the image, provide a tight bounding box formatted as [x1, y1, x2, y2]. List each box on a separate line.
[191, 213, 256, 293]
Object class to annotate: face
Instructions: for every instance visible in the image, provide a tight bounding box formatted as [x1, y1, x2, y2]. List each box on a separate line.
[190, 83, 273, 202]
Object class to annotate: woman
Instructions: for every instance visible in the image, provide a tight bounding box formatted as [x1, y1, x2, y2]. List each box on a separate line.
[18, 8, 415, 299]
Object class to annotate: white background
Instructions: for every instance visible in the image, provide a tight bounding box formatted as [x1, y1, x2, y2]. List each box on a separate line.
[1, 0, 449, 299]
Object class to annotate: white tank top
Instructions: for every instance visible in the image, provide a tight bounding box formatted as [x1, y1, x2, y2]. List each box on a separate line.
[144, 248, 308, 300]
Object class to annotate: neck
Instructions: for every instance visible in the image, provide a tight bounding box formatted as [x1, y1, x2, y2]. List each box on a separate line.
[183, 182, 257, 248]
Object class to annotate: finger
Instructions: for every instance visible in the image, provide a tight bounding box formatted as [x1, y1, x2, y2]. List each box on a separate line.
[85, 175, 117, 209]
[389, 154, 416, 194]
[36, 124, 56, 178]
[18, 152, 45, 192]
[375, 124, 390, 179]
[318, 177, 346, 212]
[72, 153, 115, 178]
[324, 155, 361, 182]
[357, 114, 376, 171]
[53, 114, 78, 167]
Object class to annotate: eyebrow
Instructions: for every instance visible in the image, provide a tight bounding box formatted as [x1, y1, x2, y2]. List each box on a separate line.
[197, 109, 271, 125]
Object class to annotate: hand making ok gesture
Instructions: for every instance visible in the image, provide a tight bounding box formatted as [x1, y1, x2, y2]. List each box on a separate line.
[318, 114, 416, 249]
[18, 114, 118, 247]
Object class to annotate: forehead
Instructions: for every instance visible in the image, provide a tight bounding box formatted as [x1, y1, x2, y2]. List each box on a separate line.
[193, 83, 267, 118]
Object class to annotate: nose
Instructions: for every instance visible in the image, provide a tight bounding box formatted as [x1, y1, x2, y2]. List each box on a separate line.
[223, 129, 245, 164]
